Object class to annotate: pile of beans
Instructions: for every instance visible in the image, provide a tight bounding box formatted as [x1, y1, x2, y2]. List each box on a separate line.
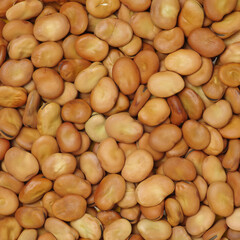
[0, 0, 240, 239]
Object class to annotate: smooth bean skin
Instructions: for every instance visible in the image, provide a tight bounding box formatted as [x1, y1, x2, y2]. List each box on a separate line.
[182, 120, 211, 150]
[0, 0, 15, 17]
[140, 201, 164, 220]
[0, 186, 19, 215]
[95, 18, 133, 47]
[112, 57, 140, 95]
[18, 229, 38, 240]
[121, 149, 153, 183]
[0, 217, 22, 240]
[53, 174, 91, 198]
[94, 174, 126, 210]
[37, 102, 62, 137]
[97, 210, 121, 226]
[188, 28, 225, 57]
[31, 42, 63, 68]
[18, 174, 52, 204]
[169, 226, 191, 240]
[163, 157, 196, 181]
[165, 49, 202, 75]
[185, 205, 215, 236]
[119, 35, 142, 57]
[75, 34, 109, 62]
[137, 219, 172, 240]
[105, 112, 143, 144]
[97, 137, 125, 174]
[154, 27, 184, 53]
[219, 115, 240, 139]
[62, 35, 82, 59]
[148, 71, 185, 98]
[42, 191, 61, 217]
[56, 122, 81, 153]
[34, 13, 70, 42]
[219, 63, 240, 87]
[70, 214, 102, 240]
[42, 153, 77, 180]
[227, 171, 240, 207]
[4, 147, 39, 182]
[226, 208, 240, 231]
[60, 2, 88, 35]
[207, 182, 234, 217]
[220, 42, 240, 64]
[120, 0, 151, 11]
[134, 50, 160, 84]
[103, 218, 132, 240]
[52, 195, 86, 222]
[136, 175, 174, 207]
[15, 207, 46, 228]
[0, 139, 10, 160]
[2, 20, 33, 42]
[150, 0, 180, 29]
[149, 123, 182, 152]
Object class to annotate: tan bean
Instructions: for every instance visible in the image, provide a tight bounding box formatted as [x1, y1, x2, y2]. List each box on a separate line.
[42, 153, 76, 180]
[90, 77, 118, 113]
[112, 57, 140, 95]
[166, 138, 189, 157]
[149, 123, 182, 152]
[0, 86, 27, 108]
[37, 102, 62, 136]
[18, 229, 38, 240]
[137, 219, 172, 240]
[186, 57, 213, 86]
[6, 0, 43, 20]
[182, 120, 210, 150]
[207, 182, 234, 217]
[136, 175, 174, 207]
[127, 234, 144, 240]
[220, 42, 240, 64]
[0, 0, 16, 17]
[94, 174, 126, 210]
[219, 115, 240, 139]
[163, 157, 196, 181]
[105, 112, 143, 144]
[185, 205, 215, 236]
[138, 98, 170, 126]
[134, 50, 160, 85]
[170, 226, 191, 240]
[86, 0, 120, 18]
[4, 147, 39, 182]
[70, 214, 102, 240]
[203, 219, 228, 240]
[226, 208, 240, 231]
[75, 34, 109, 62]
[219, 63, 240, 87]
[188, 28, 225, 57]
[31, 135, 59, 168]
[79, 152, 104, 184]
[15, 127, 40, 151]
[121, 149, 153, 183]
[62, 35, 82, 59]
[227, 171, 240, 207]
[52, 195, 86, 222]
[58, 59, 91, 83]
[60, 2, 88, 35]
[95, 18, 133, 47]
[2, 20, 33, 42]
[150, 0, 180, 29]
[130, 12, 160, 41]
[0, 139, 10, 161]
[97, 210, 121, 227]
[175, 181, 200, 216]
[118, 183, 137, 208]
[34, 13, 70, 41]
[42, 191, 61, 217]
[119, 35, 142, 57]
[45, 217, 79, 240]
[31, 42, 63, 68]
[15, 207, 46, 228]
[61, 99, 92, 124]
[120, 0, 150, 11]
[72, 131, 91, 156]
[0, 186, 19, 215]
[8, 34, 38, 60]
[53, 174, 91, 198]
[227, 229, 240, 240]
[165, 198, 184, 226]
[0, 217, 22, 240]
[119, 143, 138, 158]
[148, 71, 185, 98]
[19, 174, 52, 204]
[140, 201, 164, 220]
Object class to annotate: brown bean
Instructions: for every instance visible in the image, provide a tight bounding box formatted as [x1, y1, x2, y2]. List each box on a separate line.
[0, 138, 10, 160]
[112, 57, 140, 95]
[219, 63, 240, 87]
[72, 131, 91, 156]
[207, 182, 234, 217]
[18, 229, 38, 240]
[42, 191, 61, 217]
[19, 174, 52, 204]
[227, 171, 240, 207]
[226, 208, 240, 231]
[140, 201, 164, 220]
[62, 35, 82, 59]
[2, 20, 33, 42]
[169, 226, 191, 240]
[149, 123, 182, 152]
[120, 0, 151, 11]
[60, 2, 88, 35]
[119, 35, 142, 57]
[188, 28, 225, 57]
[75, 34, 109, 62]
[52, 195, 86, 222]
[0, 217, 22, 240]
[220, 42, 240, 64]
[219, 115, 240, 139]
[0, 0, 15, 17]
[33, 13, 70, 41]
